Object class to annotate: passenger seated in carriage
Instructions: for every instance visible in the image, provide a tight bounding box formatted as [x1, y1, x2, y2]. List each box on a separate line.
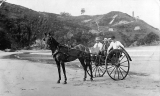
[107, 36, 124, 54]
[90, 37, 111, 55]
[90, 37, 103, 55]
[102, 37, 111, 55]
[107, 36, 124, 61]
[90, 37, 111, 63]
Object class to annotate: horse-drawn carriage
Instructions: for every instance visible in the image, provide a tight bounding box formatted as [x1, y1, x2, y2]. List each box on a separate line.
[87, 47, 132, 80]
[44, 33, 132, 84]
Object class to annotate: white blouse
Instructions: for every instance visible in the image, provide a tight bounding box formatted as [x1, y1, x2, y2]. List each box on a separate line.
[93, 42, 103, 51]
[107, 41, 124, 53]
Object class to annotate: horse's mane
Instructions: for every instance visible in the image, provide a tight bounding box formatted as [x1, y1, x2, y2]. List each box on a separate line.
[50, 36, 59, 47]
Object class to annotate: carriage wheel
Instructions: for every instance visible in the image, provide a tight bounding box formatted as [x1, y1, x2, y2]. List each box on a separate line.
[106, 49, 130, 80]
[87, 56, 106, 78]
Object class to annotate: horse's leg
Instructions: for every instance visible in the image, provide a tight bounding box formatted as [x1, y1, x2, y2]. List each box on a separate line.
[79, 58, 87, 81]
[87, 60, 93, 81]
[61, 61, 67, 84]
[55, 60, 61, 83]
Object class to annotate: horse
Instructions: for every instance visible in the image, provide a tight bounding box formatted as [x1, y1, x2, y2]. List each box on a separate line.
[43, 33, 93, 84]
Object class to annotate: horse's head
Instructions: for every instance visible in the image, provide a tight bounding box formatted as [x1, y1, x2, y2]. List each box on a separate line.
[43, 33, 59, 50]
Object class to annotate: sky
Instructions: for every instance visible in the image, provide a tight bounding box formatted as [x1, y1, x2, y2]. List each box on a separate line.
[6, 0, 160, 29]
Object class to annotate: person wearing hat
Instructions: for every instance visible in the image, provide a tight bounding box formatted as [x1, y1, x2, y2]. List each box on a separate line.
[101, 38, 111, 55]
[103, 38, 111, 45]
[107, 36, 124, 54]
[93, 37, 103, 54]
[90, 37, 103, 64]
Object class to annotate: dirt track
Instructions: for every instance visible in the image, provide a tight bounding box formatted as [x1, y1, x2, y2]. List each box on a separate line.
[0, 45, 160, 96]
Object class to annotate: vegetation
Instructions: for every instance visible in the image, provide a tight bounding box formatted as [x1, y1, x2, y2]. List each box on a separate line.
[137, 32, 160, 45]
[0, 2, 92, 50]
[60, 12, 72, 17]
[0, 2, 159, 50]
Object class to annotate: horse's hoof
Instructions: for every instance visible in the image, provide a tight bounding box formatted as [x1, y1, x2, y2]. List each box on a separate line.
[90, 78, 93, 81]
[57, 80, 60, 83]
[63, 81, 67, 84]
[83, 78, 86, 81]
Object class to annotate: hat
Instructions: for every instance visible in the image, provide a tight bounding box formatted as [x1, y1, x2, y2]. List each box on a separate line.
[111, 36, 115, 40]
[103, 38, 108, 41]
[108, 38, 111, 40]
[103, 38, 111, 41]
[95, 37, 101, 41]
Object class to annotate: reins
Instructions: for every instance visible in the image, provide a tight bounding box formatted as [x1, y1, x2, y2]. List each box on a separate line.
[48, 36, 90, 59]
[55, 44, 91, 59]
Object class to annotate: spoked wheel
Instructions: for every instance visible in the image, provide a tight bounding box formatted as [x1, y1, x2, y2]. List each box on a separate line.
[106, 49, 130, 80]
[87, 55, 106, 78]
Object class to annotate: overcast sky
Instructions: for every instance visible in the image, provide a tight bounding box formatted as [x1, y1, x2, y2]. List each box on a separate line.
[7, 0, 160, 29]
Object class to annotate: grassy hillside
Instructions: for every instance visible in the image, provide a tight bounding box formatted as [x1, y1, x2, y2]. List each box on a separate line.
[0, 2, 159, 50]
[71, 11, 160, 47]
[0, 2, 91, 50]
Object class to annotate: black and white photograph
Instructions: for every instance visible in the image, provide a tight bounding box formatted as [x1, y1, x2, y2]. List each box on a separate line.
[0, 0, 160, 96]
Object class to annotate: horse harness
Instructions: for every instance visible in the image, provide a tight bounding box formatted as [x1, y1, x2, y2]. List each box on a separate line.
[52, 45, 89, 60]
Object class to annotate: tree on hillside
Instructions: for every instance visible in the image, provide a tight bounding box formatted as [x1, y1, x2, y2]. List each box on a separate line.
[144, 32, 159, 44]
[81, 8, 85, 15]
[0, 30, 11, 50]
[137, 32, 159, 45]
[60, 12, 71, 17]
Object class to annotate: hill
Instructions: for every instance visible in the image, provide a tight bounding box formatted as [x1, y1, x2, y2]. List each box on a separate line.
[0, 2, 160, 50]
[67, 11, 160, 46]
[0, 2, 91, 50]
